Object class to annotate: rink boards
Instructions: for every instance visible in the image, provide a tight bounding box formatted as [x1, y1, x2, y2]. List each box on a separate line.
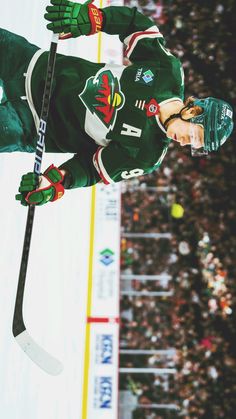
[82, 184, 120, 418]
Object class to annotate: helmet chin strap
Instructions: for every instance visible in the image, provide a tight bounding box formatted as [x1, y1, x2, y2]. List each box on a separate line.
[163, 104, 191, 130]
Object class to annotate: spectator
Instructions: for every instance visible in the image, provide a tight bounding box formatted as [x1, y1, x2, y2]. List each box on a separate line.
[120, 1, 236, 417]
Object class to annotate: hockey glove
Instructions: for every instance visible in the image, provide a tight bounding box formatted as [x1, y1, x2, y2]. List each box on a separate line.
[16, 165, 65, 206]
[44, 0, 103, 39]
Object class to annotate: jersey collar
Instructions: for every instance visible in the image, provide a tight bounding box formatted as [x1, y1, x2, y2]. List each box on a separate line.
[155, 97, 183, 134]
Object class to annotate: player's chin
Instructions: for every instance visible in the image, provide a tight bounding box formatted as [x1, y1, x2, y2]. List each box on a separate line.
[167, 131, 177, 141]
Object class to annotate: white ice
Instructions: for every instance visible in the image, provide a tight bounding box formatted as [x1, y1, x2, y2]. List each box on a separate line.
[0, 1, 103, 418]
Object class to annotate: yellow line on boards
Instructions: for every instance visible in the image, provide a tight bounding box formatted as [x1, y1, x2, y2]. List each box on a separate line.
[82, 186, 96, 419]
[97, 33, 102, 64]
[97, 0, 103, 63]
[82, 2, 103, 416]
[87, 188, 97, 318]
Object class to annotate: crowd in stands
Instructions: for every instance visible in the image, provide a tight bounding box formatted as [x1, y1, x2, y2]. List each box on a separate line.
[119, 0, 236, 417]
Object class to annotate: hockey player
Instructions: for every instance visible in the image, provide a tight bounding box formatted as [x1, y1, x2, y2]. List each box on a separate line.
[0, 1, 234, 206]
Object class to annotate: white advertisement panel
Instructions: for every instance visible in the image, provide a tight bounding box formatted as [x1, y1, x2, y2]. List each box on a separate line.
[88, 323, 119, 418]
[85, 182, 121, 419]
[91, 183, 121, 318]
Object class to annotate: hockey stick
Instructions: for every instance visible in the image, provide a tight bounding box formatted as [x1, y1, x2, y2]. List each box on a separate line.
[12, 33, 63, 375]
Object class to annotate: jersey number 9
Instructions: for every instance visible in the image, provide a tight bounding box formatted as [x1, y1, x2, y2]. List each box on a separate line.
[121, 168, 144, 180]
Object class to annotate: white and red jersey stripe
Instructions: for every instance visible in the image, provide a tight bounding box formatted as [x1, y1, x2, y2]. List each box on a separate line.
[93, 146, 115, 185]
[124, 25, 164, 59]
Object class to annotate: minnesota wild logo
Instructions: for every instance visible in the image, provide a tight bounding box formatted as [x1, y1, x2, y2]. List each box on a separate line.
[79, 70, 125, 129]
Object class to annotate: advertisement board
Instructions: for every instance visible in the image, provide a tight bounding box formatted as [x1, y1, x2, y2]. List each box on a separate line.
[82, 1, 123, 415]
[88, 323, 120, 418]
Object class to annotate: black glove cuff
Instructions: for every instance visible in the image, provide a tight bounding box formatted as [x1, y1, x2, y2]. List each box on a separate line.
[62, 172, 73, 189]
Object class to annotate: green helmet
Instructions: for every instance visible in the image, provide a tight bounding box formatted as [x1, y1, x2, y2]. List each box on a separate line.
[190, 97, 234, 152]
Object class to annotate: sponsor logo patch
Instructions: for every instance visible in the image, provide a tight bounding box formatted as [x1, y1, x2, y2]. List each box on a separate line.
[135, 68, 155, 85]
[79, 70, 125, 129]
[142, 69, 154, 84]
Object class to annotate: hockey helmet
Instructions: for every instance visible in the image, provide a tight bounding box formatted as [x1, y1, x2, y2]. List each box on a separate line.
[190, 97, 234, 153]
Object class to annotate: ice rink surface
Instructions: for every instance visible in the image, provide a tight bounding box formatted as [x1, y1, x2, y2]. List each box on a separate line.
[0, 1, 105, 417]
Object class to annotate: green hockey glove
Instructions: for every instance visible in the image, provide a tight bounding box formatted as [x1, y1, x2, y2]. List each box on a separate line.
[44, 0, 103, 39]
[16, 165, 65, 206]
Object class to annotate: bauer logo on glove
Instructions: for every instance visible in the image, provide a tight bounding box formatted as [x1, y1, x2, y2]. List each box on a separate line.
[16, 165, 65, 206]
[44, 0, 103, 39]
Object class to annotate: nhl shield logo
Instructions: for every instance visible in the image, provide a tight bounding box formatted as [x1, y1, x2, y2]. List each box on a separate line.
[79, 70, 125, 129]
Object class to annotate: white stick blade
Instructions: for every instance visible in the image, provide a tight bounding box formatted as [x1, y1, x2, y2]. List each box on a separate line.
[15, 330, 63, 376]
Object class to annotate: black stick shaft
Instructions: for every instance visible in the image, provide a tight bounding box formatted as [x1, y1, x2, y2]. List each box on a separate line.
[13, 34, 59, 337]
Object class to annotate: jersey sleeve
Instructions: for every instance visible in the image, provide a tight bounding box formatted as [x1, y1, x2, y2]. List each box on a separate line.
[59, 141, 157, 188]
[102, 6, 173, 63]
[93, 140, 170, 183]
[59, 151, 101, 188]
[92, 143, 147, 184]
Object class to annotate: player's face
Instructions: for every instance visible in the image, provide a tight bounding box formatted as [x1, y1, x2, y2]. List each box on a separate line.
[166, 107, 204, 149]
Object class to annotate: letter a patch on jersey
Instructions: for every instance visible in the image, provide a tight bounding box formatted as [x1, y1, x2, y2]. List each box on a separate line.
[79, 70, 125, 129]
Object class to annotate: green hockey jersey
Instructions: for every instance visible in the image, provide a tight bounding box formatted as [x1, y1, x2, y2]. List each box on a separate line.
[26, 6, 185, 188]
